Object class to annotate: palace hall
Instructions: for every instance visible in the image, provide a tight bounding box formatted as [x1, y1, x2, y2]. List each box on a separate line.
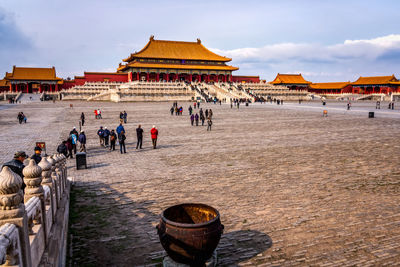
[117, 36, 238, 83]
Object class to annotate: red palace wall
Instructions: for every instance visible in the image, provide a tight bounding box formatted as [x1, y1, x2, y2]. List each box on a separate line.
[232, 76, 260, 83]
[61, 72, 128, 90]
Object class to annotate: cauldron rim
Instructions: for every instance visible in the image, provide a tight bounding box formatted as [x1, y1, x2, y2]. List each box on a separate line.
[161, 203, 220, 228]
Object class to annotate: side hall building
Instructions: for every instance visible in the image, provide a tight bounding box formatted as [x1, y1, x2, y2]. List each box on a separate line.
[117, 36, 238, 83]
[4, 66, 62, 93]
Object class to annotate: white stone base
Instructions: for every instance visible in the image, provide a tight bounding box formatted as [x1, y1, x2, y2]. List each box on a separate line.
[163, 251, 217, 267]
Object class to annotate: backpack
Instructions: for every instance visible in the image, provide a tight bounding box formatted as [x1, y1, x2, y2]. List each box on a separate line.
[110, 134, 115, 141]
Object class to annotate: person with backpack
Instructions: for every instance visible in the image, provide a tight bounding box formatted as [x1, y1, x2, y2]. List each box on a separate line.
[97, 126, 105, 147]
[57, 141, 68, 157]
[78, 131, 86, 152]
[109, 130, 117, 151]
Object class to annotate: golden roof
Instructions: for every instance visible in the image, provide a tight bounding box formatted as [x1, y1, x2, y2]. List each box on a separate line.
[270, 73, 311, 85]
[309, 82, 351, 90]
[352, 75, 398, 85]
[123, 36, 232, 62]
[6, 66, 62, 81]
[118, 61, 238, 72]
[0, 79, 8, 87]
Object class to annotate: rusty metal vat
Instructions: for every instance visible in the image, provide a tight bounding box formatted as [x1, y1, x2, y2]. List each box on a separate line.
[156, 203, 224, 266]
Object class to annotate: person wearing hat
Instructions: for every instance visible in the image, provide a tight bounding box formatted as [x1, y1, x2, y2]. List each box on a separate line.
[2, 151, 28, 191]
[31, 146, 42, 164]
[97, 126, 105, 147]
[150, 125, 158, 149]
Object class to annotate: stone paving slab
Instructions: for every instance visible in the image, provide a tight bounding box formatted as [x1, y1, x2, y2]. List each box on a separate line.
[0, 100, 400, 266]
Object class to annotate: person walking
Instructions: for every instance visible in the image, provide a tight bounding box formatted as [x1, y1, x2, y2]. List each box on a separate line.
[190, 114, 194, 126]
[97, 126, 105, 147]
[104, 127, 110, 147]
[78, 131, 86, 152]
[170, 106, 174, 115]
[109, 130, 117, 151]
[376, 101, 380, 109]
[70, 131, 78, 154]
[207, 118, 212, 131]
[17, 112, 23, 124]
[31, 146, 42, 164]
[150, 125, 158, 149]
[119, 112, 124, 124]
[188, 105, 193, 115]
[205, 109, 209, 119]
[209, 109, 213, 119]
[347, 102, 351, 110]
[80, 112, 85, 126]
[136, 124, 143, 149]
[194, 102, 197, 109]
[118, 131, 126, 154]
[197, 101, 200, 109]
[2, 151, 28, 192]
[195, 113, 199, 126]
[123, 111, 128, 123]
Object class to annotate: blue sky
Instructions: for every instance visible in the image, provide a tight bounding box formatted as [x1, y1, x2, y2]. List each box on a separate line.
[1, 0, 399, 82]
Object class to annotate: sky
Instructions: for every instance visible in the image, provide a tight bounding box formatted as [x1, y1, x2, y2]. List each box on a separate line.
[0, 0, 399, 82]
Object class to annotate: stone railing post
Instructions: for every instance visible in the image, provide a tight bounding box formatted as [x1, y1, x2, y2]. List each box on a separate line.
[47, 156, 59, 210]
[51, 155, 61, 206]
[0, 166, 32, 267]
[39, 157, 56, 221]
[23, 159, 47, 244]
[54, 154, 64, 195]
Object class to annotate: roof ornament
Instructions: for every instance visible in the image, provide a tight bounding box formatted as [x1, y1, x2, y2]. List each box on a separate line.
[197, 38, 201, 44]
[150, 35, 155, 41]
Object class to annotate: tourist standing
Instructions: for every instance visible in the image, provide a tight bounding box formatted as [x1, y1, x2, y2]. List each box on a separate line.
[197, 101, 200, 109]
[376, 101, 380, 109]
[66, 137, 73, 158]
[57, 141, 68, 157]
[194, 102, 197, 109]
[347, 102, 351, 110]
[190, 114, 194, 126]
[195, 113, 199, 126]
[207, 118, 212, 131]
[123, 111, 128, 123]
[78, 131, 86, 152]
[116, 123, 125, 136]
[17, 112, 23, 124]
[188, 105, 193, 115]
[94, 110, 98, 119]
[71, 131, 77, 154]
[104, 127, 110, 147]
[200, 113, 205, 126]
[119, 131, 126, 154]
[150, 125, 158, 149]
[136, 125, 143, 149]
[97, 126, 105, 147]
[109, 130, 117, 151]
[205, 109, 209, 119]
[170, 106, 174, 115]
[31, 146, 42, 164]
[81, 112, 85, 126]
[209, 109, 213, 119]
[98, 109, 102, 119]
[119, 112, 124, 123]
[2, 151, 27, 192]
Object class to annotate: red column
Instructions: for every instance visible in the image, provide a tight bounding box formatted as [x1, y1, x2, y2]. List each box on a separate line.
[39, 83, 42, 93]
[136, 72, 139, 81]
[55, 84, 59, 92]
[189, 74, 192, 82]
[156, 73, 160, 82]
[9, 84, 12, 92]
[146, 72, 150, 81]
[26, 83, 29, 93]
[166, 73, 169, 82]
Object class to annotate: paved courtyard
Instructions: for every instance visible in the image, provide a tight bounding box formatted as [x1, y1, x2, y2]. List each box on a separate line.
[1, 100, 400, 266]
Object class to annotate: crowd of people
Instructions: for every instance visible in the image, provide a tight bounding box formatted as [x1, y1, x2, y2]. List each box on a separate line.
[171, 101, 213, 131]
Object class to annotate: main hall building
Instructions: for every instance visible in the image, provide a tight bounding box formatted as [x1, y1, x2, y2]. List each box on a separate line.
[117, 36, 238, 83]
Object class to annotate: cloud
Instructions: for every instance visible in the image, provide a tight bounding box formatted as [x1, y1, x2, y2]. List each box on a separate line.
[211, 34, 400, 81]
[0, 8, 33, 74]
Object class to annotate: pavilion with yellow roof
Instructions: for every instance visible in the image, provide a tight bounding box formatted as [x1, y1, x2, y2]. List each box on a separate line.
[351, 75, 399, 94]
[269, 73, 311, 90]
[117, 36, 238, 82]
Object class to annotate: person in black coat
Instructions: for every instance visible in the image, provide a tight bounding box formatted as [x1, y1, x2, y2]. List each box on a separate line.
[2, 151, 27, 191]
[136, 125, 143, 149]
[80, 112, 85, 126]
[57, 141, 68, 157]
[109, 130, 117, 151]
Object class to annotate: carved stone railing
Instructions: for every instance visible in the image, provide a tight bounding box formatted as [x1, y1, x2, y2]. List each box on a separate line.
[0, 153, 70, 267]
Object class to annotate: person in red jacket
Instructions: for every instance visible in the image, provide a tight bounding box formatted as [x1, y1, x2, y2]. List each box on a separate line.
[150, 125, 158, 149]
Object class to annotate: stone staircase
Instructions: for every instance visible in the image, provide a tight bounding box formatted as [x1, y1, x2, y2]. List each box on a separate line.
[18, 93, 42, 103]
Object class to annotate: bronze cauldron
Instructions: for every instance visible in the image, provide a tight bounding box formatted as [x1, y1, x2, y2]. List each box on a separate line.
[156, 203, 224, 266]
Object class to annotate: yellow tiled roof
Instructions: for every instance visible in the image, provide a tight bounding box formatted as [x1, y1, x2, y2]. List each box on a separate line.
[352, 75, 398, 85]
[123, 36, 231, 62]
[6, 66, 62, 81]
[118, 61, 239, 72]
[270, 73, 311, 85]
[309, 82, 351, 90]
[0, 79, 8, 87]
